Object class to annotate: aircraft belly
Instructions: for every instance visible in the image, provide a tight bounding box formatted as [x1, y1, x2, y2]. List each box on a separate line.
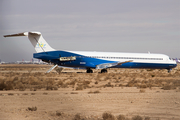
[114, 62, 176, 69]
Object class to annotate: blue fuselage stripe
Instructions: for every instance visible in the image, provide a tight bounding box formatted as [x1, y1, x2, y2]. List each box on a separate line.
[33, 51, 177, 69]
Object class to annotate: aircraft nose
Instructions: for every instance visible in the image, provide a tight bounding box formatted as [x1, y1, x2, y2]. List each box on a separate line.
[169, 61, 177, 68]
[174, 63, 177, 68]
[172, 61, 177, 68]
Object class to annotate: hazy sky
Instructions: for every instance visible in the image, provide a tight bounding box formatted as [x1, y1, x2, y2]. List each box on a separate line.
[0, 0, 180, 62]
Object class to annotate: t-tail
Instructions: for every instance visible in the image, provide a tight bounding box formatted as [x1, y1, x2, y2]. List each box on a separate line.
[4, 32, 54, 53]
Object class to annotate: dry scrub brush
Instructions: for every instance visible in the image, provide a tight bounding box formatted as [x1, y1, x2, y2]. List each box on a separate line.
[27, 106, 37, 111]
[102, 112, 115, 120]
[101, 112, 150, 120]
[139, 89, 145, 93]
[117, 115, 128, 120]
[0, 79, 14, 90]
[72, 113, 85, 120]
[0, 75, 59, 91]
[8, 93, 14, 96]
[124, 79, 180, 90]
[161, 79, 180, 90]
[88, 90, 100, 94]
[75, 80, 91, 90]
[132, 115, 143, 120]
[104, 82, 114, 88]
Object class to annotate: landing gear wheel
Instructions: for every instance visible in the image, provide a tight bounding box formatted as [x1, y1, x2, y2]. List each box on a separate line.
[101, 69, 107, 73]
[86, 69, 93, 73]
[167, 69, 172, 73]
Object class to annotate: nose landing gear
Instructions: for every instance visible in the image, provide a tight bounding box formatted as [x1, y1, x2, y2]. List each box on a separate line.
[86, 68, 93, 73]
[167, 69, 172, 73]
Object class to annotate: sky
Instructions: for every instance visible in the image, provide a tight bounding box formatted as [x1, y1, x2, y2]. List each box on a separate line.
[0, 0, 180, 62]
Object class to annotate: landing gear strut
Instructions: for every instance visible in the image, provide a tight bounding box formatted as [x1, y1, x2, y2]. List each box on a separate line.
[101, 69, 107, 73]
[86, 68, 93, 73]
[167, 69, 172, 73]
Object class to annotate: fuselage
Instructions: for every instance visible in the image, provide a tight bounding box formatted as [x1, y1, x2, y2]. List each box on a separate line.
[34, 50, 177, 69]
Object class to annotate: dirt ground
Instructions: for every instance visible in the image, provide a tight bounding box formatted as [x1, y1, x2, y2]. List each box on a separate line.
[0, 64, 180, 120]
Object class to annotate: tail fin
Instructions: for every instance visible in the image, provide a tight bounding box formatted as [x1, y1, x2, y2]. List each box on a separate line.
[4, 31, 54, 53]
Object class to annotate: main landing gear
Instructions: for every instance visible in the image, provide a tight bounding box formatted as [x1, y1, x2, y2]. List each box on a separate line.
[101, 69, 107, 73]
[86, 68, 108, 73]
[86, 68, 93, 73]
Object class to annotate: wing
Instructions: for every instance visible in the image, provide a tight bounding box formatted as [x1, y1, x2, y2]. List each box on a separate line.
[96, 60, 133, 69]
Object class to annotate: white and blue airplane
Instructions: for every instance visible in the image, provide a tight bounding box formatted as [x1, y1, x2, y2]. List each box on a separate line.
[4, 31, 177, 73]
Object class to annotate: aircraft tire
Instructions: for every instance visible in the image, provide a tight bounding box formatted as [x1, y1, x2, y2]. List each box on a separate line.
[87, 69, 93, 73]
[101, 69, 107, 73]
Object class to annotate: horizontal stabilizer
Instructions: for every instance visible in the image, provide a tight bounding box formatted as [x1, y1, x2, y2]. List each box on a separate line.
[96, 60, 133, 69]
[4, 32, 28, 37]
[4, 32, 42, 37]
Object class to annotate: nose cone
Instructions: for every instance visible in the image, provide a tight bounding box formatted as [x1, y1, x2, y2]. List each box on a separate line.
[171, 61, 177, 68]
[168, 60, 177, 68]
[173, 63, 177, 68]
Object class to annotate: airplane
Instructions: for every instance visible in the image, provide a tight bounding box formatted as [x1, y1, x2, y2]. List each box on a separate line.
[4, 31, 177, 73]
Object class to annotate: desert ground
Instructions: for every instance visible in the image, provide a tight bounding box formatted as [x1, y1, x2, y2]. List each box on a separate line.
[0, 64, 180, 120]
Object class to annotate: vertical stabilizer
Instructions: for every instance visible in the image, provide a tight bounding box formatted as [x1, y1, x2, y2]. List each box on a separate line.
[4, 31, 54, 53]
